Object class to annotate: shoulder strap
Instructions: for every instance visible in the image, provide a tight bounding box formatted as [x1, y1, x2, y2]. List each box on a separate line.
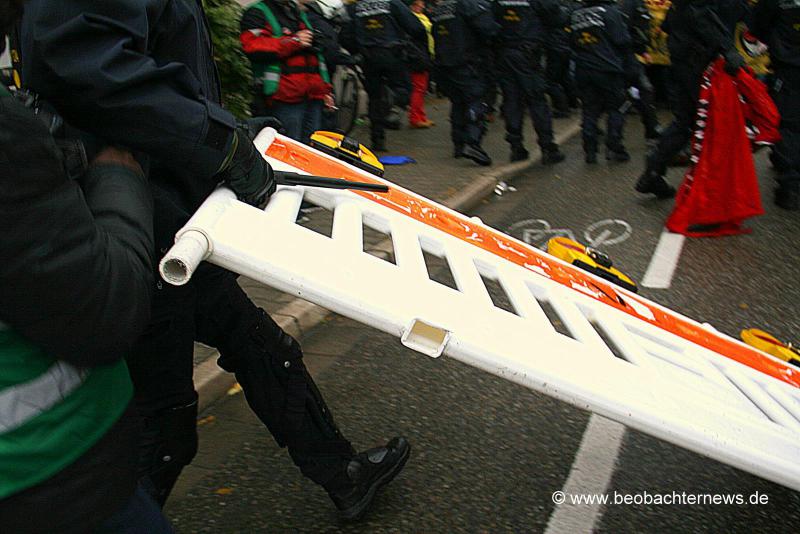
[251, 1, 283, 37]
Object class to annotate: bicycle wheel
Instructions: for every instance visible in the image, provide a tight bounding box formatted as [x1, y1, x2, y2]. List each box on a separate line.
[335, 67, 359, 135]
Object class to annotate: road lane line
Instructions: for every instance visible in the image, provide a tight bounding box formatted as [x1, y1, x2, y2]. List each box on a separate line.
[641, 230, 686, 289]
[544, 415, 626, 534]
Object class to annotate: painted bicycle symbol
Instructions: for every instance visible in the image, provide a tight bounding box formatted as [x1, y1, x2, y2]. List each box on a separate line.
[507, 219, 632, 249]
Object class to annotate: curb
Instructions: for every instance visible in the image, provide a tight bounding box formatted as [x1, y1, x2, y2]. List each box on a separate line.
[195, 120, 581, 412]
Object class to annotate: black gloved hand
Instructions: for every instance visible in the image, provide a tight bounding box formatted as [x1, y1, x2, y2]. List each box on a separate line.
[222, 128, 276, 207]
[239, 116, 285, 140]
[724, 50, 745, 76]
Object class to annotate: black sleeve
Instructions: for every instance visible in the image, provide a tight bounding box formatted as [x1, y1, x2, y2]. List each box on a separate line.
[19, 0, 236, 185]
[463, 0, 500, 41]
[623, 0, 650, 54]
[690, 6, 736, 54]
[607, 8, 632, 49]
[339, 4, 359, 54]
[0, 102, 154, 368]
[391, 0, 427, 41]
[537, 0, 568, 28]
[661, 4, 675, 35]
[750, 0, 776, 43]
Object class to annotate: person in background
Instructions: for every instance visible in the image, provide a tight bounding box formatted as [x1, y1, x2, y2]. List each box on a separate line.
[570, 0, 632, 164]
[344, 0, 425, 151]
[635, 0, 748, 199]
[304, 0, 355, 131]
[545, 1, 577, 119]
[620, 0, 661, 142]
[751, 0, 800, 211]
[241, 0, 335, 142]
[0, 2, 165, 530]
[492, 0, 567, 164]
[430, 0, 499, 166]
[407, 0, 435, 128]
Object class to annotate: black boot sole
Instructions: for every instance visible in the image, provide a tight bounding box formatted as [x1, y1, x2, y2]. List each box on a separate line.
[462, 146, 492, 166]
[339, 440, 412, 521]
[635, 179, 676, 199]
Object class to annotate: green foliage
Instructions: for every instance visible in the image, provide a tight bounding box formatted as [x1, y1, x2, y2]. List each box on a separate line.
[203, 0, 253, 119]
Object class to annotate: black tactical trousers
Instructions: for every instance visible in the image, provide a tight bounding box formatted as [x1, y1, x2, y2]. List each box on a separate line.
[546, 47, 575, 113]
[436, 63, 488, 148]
[129, 264, 354, 506]
[625, 57, 660, 139]
[770, 65, 800, 190]
[362, 46, 411, 144]
[497, 46, 556, 151]
[646, 62, 703, 176]
[576, 69, 627, 154]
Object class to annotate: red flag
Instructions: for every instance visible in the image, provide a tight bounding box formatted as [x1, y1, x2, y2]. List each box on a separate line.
[666, 59, 780, 237]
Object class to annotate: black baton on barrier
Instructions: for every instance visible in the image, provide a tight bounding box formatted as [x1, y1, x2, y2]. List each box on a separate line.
[274, 171, 389, 193]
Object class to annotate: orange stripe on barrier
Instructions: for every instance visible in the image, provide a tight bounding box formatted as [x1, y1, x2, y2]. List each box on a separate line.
[266, 138, 800, 389]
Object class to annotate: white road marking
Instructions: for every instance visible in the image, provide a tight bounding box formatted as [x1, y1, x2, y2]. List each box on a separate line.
[641, 230, 686, 289]
[544, 415, 627, 534]
[584, 219, 632, 247]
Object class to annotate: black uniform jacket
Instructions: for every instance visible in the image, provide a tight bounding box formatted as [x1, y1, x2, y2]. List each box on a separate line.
[0, 92, 154, 368]
[751, 0, 800, 70]
[18, 0, 237, 220]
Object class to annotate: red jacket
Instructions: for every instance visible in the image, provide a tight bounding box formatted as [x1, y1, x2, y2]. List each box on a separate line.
[240, 2, 332, 104]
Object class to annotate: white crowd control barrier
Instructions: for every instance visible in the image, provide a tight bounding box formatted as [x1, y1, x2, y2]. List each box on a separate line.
[162, 129, 800, 491]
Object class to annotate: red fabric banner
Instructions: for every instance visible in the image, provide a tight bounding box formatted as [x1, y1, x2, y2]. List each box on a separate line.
[666, 59, 780, 237]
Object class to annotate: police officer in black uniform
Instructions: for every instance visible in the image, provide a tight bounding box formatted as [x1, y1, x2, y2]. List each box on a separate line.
[635, 0, 748, 198]
[345, 0, 425, 151]
[430, 0, 499, 165]
[620, 0, 660, 141]
[19, 0, 411, 521]
[492, 0, 567, 164]
[571, 0, 631, 163]
[751, 0, 800, 211]
[545, 2, 578, 118]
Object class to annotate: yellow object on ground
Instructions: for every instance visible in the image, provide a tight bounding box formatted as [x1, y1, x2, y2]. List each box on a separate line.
[309, 131, 385, 177]
[741, 329, 800, 365]
[547, 237, 638, 293]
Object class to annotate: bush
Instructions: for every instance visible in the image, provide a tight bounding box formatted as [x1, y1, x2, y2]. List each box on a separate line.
[203, 0, 253, 119]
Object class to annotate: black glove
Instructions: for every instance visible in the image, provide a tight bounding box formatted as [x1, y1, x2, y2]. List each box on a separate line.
[724, 50, 745, 76]
[221, 129, 276, 207]
[239, 116, 285, 140]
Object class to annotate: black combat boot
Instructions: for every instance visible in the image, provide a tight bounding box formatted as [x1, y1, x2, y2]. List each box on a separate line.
[371, 138, 387, 153]
[453, 144, 465, 158]
[327, 437, 411, 520]
[542, 145, 566, 165]
[510, 144, 530, 162]
[463, 143, 492, 166]
[607, 147, 631, 162]
[635, 169, 676, 199]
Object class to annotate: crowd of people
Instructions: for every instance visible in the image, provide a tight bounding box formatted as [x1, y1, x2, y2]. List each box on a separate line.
[240, 0, 798, 210]
[0, 0, 798, 532]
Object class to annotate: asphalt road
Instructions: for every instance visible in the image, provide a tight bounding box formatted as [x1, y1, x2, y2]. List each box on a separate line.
[165, 119, 800, 533]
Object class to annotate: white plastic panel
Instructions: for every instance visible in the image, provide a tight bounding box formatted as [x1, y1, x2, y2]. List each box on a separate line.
[162, 130, 800, 491]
